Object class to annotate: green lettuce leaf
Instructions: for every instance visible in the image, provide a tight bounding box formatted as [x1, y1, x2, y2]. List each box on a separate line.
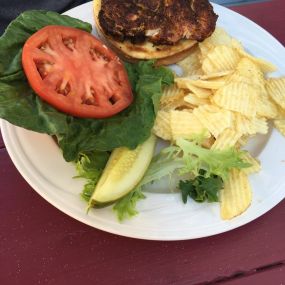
[112, 151, 183, 221]
[75, 151, 110, 201]
[0, 11, 174, 162]
[175, 138, 251, 180]
[179, 171, 223, 203]
[113, 188, 145, 222]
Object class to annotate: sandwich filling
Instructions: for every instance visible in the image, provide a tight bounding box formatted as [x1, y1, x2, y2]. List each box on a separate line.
[98, 0, 218, 45]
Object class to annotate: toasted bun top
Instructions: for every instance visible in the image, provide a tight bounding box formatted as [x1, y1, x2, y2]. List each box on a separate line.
[93, 0, 197, 61]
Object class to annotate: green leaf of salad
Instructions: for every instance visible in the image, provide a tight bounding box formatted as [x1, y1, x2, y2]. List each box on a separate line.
[0, 11, 174, 162]
[110, 136, 251, 220]
[179, 170, 223, 204]
[75, 151, 110, 202]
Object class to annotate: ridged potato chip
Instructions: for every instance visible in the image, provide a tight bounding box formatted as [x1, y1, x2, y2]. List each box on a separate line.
[256, 89, 278, 119]
[213, 82, 258, 117]
[177, 45, 202, 76]
[236, 135, 250, 148]
[184, 93, 210, 106]
[193, 104, 232, 138]
[175, 78, 212, 98]
[276, 107, 285, 119]
[153, 110, 172, 140]
[159, 85, 188, 110]
[220, 169, 252, 220]
[184, 78, 226, 90]
[234, 113, 268, 135]
[203, 27, 232, 46]
[227, 58, 265, 91]
[274, 119, 285, 136]
[211, 128, 242, 150]
[241, 152, 261, 175]
[199, 71, 233, 80]
[235, 58, 264, 85]
[170, 110, 210, 140]
[266, 78, 285, 110]
[235, 47, 277, 73]
[199, 28, 239, 57]
[202, 45, 240, 74]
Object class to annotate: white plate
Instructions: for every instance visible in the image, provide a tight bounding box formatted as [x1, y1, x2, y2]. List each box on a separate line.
[1, 1, 285, 240]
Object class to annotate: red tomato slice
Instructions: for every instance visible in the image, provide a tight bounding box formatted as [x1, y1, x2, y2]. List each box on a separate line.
[22, 25, 133, 118]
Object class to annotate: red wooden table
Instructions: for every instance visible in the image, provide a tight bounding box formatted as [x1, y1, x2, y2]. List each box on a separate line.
[1, 1, 285, 284]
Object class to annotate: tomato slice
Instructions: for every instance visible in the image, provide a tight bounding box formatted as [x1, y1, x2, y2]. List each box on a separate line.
[22, 25, 133, 118]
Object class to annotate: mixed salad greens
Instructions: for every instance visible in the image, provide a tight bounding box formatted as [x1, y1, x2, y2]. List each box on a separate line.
[0, 11, 250, 221]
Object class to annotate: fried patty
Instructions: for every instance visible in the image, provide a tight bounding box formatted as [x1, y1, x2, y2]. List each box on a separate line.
[98, 0, 218, 45]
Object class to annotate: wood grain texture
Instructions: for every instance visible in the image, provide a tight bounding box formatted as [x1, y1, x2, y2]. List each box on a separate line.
[1, 148, 285, 285]
[0, 130, 4, 149]
[224, 264, 285, 284]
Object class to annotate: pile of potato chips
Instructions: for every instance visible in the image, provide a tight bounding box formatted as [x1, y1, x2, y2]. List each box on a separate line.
[152, 28, 285, 220]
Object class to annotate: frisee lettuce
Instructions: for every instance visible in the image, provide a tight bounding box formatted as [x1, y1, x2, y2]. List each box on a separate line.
[75, 151, 110, 201]
[112, 137, 251, 220]
[175, 138, 251, 180]
[112, 152, 184, 221]
[113, 188, 146, 222]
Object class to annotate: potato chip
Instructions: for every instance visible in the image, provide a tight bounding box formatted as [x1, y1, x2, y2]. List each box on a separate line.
[231, 38, 244, 51]
[266, 78, 285, 110]
[226, 58, 264, 93]
[159, 85, 188, 110]
[256, 89, 278, 119]
[276, 106, 285, 119]
[199, 41, 215, 58]
[274, 119, 285, 136]
[211, 128, 242, 150]
[204, 27, 233, 46]
[241, 152, 261, 175]
[177, 45, 202, 76]
[234, 113, 268, 135]
[202, 45, 240, 74]
[175, 78, 212, 98]
[153, 110, 172, 140]
[235, 47, 277, 73]
[184, 78, 226, 90]
[236, 58, 264, 86]
[213, 82, 258, 117]
[199, 27, 237, 58]
[184, 93, 210, 106]
[236, 135, 250, 148]
[170, 110, 210, 140]
[220, 169, 252, 220]
[202, 136, 216, 149]
[193, 104, 232, 138]
[199, 71, 233, 80]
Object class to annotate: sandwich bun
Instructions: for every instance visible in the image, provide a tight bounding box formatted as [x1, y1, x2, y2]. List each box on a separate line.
[93, 0, 197, 65]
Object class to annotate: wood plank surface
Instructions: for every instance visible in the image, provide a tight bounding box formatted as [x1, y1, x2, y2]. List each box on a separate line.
[1, 1, 285, 285]
[225, 264, 285, 285]
[0, 130, 4, 149]
[1, 146, 285, 285]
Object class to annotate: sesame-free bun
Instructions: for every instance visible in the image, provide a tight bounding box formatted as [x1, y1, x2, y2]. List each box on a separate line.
[93, 0, 197, 65]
